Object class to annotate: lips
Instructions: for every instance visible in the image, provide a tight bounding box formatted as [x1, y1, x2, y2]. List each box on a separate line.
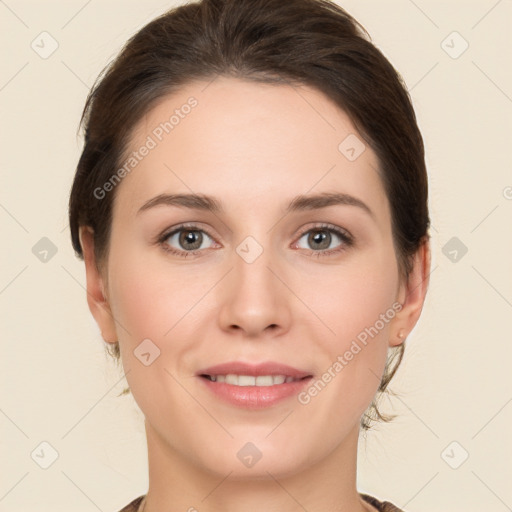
[196, 361, 313, 409]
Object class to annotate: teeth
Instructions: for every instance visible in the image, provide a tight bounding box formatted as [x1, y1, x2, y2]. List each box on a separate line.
[225, 374, 238, 385]
[207, 374, 297, 386]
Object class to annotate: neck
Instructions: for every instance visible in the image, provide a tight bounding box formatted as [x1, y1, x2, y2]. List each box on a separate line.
[142, 420, 374, 512]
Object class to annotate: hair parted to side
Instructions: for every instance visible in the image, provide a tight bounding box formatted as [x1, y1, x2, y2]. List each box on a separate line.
[68, 0, 430, 431]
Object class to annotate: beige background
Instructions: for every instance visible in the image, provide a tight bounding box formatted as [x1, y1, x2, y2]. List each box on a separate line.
[1, 0, 511, 511]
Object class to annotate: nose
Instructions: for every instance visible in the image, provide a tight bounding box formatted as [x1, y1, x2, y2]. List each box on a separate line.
[217, 245, 291, 339]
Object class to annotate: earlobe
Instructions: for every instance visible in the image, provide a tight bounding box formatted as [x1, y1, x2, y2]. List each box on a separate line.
[79, 226, 118, 344]
[395, 329, 405, 345]
[389, 238, 431, 347]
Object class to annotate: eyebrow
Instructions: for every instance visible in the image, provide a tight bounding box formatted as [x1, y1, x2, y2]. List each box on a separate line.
[137, 191, 374, 219]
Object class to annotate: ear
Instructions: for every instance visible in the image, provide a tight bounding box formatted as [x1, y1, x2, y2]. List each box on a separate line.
[389, 237, 431, 347]
[79, 226, 118, 344]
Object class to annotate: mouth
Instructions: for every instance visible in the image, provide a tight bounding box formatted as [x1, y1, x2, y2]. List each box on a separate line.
[196, 361, 313, 409]
[199, 374, 310, 386]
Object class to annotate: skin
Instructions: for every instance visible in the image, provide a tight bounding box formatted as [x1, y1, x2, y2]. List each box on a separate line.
[80, 76, 430, 512]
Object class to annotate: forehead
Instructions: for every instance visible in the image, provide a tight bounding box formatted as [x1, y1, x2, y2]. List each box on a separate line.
[113, 76, 387, 220]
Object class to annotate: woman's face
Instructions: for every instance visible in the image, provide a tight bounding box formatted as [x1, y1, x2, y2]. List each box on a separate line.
[83, 77, 426, 478]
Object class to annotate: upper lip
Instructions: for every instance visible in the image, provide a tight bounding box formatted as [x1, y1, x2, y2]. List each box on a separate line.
[197, 361, 313, 379]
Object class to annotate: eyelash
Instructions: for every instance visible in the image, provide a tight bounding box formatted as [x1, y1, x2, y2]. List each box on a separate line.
[157, 222, 354, 259]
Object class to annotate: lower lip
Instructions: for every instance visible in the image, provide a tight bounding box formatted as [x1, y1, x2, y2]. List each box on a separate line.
[198, 376, 312, 409]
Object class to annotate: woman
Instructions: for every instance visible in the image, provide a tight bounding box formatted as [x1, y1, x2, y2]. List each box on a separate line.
[68, 0, 431, 510]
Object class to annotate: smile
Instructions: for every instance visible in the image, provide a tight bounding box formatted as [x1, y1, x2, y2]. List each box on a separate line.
[196, 362, 313, 409]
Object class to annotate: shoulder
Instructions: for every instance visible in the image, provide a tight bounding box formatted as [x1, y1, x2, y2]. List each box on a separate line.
[360, 492, 406, 512]
[117, 495, 145, 512]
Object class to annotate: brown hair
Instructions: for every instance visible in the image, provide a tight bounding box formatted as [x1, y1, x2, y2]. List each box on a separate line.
[68, 0, 430, 430]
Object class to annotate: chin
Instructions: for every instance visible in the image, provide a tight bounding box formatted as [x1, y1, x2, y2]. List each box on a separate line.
[192, 434, 314, 480]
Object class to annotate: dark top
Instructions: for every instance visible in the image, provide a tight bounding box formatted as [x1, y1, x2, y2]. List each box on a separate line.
[118, 493, 405, 511]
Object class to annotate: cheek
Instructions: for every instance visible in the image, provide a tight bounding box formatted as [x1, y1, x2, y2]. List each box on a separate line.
[307, 242, 398, 347]
[107, 254, 203, 423]
[301, 248, 398, 410]
[108, 247, 203, 342]
[106, 248, 218, 388]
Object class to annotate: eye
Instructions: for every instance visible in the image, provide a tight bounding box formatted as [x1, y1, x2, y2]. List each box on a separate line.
[294, 223, 353, 257]
[159, 224, 217, 257]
